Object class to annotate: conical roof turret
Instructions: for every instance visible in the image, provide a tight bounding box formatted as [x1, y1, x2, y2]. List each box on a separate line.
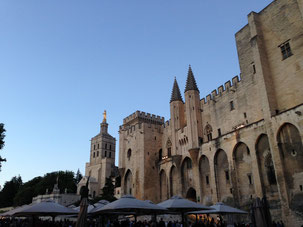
[170, 77, 183, 103]
[185, 65, 199, 93]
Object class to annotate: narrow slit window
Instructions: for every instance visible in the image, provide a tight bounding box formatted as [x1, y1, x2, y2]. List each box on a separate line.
[225, 170, 230, 181]
[218, 128, 221, 137]
[230, 101, 235, 111]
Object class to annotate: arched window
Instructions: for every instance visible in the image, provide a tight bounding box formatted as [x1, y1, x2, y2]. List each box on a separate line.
[166, 138, 172, 157]
[127, 149, 132, 160]
[205, 123, 213, 141]
[159, 149, 163, 161]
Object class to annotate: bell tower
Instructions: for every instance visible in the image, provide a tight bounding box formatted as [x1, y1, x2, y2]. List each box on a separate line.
[77, 110, 117, 197]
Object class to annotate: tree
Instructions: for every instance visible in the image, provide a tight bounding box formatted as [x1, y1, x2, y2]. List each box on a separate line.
[0, 176, 22, 208]
[75, 169, 83, 184]
[0, 123, 6, 171]
[100, 178, 116, 202]
[13, 171, 78, 206]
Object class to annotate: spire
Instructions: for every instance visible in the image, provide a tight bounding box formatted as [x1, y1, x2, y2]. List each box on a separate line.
[185, 65, 199, 93]
[170, 77, 183, 103]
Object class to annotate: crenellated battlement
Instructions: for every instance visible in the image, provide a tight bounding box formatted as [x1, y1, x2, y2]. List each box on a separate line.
[123, 110, 165, 125]
[201, 75, 242, 105]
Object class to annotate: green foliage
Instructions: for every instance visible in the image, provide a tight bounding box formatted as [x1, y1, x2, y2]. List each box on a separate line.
[0, 123, 6, 171]
[7, 171, 77, 207]
[100, 178, 117, 202]
[75, 169, 83, 184]
[0, 176, 22, 208]
[0, 123, 5, 150]
[13, 176, 43, 206]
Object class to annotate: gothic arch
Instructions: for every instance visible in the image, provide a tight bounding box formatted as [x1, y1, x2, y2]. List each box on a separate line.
[277, 123, 303, 202]
[170, 165, 178, 197]
[233, 142, 255, 205]
[181, 157, 193, 196]
[214, 149, 230, 202]
[124, 169, 133, 195]
[160, 169, 168, 201]
[199, 155, 211, 204]
[186, 187, 197, 202]
[256, 134, 278, 196]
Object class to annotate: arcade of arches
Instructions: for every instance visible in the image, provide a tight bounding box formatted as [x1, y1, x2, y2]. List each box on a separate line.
[146, 123, 303, 211]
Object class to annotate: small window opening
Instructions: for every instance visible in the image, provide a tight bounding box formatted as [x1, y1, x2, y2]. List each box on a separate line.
[225, 170, 229, 181]
[279, 41, 292, 60]
[206, 175, 209, 185]
[155, 136, 156, 140]
[127, 149, 132, 160]
[97, 144, 99, 149]
[207, 133, 212, 141]
[244, 112, 247, 118]
[94, 144, 96, 150]
[252, 64, 256, 74]
[199, 137, 203, 146]
[167, 147, 171, 157]
[230, 188, 233, 194]
[230, 101, 235, 111]
[248, 175, 252, 185]
[97, 151, 99, 157]
[109, 152, 111, 158]
[105, 150, 107, 157]
[218, 128, 221, 137]
[105, 143, 107, 149]
[300, 185, 303, 191]
[110, 144, 112, 150]
[93, 152, 95, 158]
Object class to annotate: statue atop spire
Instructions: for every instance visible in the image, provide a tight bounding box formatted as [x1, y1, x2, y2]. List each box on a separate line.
[102, 110, 107, 123]
[101, 110, 108, 134]
[170, 77, 183, 103]
[185, 65, 199, 93]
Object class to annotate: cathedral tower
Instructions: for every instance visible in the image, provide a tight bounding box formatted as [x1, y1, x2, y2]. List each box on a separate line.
[77, 111, 116, 198]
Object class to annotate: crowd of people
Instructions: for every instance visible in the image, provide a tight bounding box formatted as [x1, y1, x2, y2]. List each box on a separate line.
[0, 217, 288, 227]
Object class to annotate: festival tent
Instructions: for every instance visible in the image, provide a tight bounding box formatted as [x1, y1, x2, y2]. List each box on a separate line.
[187, 202, 247, 215]
[14, 200, 77, 217]
[92, 195, 167, 215]
[157, 196, 212, 225]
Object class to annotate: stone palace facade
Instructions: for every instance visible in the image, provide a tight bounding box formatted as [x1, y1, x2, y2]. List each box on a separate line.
[118, 0, 303, 226]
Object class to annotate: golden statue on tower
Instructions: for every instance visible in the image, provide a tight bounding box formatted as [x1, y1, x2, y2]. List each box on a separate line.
[102, 110, 107, 123]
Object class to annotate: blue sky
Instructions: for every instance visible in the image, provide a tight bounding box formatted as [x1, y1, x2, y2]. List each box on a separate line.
[0, 0, 271, 187]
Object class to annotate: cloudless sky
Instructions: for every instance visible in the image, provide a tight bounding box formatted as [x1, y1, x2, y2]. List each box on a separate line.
[0, 0, 272, 187]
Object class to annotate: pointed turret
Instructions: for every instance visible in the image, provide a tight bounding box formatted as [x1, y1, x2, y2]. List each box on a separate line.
[185, 65, 199, 93]
[170, 77, 183, 103]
